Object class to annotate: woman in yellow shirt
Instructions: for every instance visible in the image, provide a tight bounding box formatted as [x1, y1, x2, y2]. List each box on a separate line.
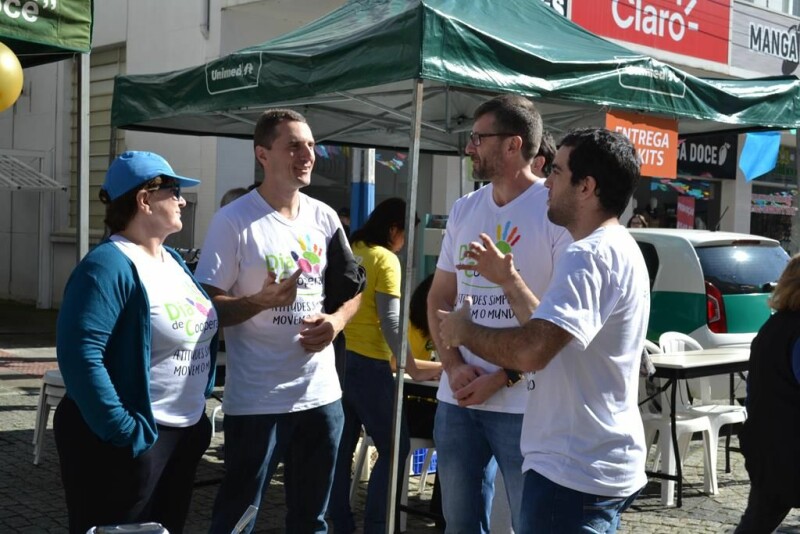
[329, 198, 440, 534]
[405, 274, 442, 440]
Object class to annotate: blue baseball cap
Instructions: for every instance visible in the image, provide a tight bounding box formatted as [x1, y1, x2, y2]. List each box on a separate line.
[102, 151, 201, 201]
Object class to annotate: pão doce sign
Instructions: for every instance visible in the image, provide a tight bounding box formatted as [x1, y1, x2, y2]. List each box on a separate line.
[571, 0, 730, 65]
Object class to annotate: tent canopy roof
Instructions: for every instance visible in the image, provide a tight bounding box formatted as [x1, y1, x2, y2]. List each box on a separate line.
[112, 0, 800, 152]
[0, 0, 92, 68]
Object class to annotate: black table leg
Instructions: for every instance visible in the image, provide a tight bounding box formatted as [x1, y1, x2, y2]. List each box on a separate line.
[670, 375, 683, 508]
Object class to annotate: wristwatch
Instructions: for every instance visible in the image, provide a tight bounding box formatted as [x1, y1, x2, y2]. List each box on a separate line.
[504, 369, 522, 387]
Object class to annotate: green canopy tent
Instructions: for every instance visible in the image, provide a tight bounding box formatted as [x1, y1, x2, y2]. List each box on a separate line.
[110, 0, 800, 525]
[0, 1, 92, 67]
[111, 0, 800, 147]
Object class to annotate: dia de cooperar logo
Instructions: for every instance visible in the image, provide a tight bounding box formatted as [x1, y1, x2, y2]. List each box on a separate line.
[291, 236, 323, 275]
[460, 221, 522, 289]
[493, 221, 521, 254]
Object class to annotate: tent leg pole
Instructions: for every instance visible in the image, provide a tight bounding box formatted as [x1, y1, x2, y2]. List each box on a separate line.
[77, 53, 90, 261]
[386, 78, 424, 534]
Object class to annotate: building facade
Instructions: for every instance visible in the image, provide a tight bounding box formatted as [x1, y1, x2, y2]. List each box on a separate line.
[1, 0, 797, 307]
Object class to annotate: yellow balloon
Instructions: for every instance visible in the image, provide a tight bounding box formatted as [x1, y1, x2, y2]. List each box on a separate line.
[0, 41, 23, 113]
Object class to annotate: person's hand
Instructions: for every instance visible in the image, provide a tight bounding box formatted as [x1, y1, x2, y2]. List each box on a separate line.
[456, 233, 517, 287]
[299, 313, 341, 352]
[407, 362, 443, 382]
[248, 269, 302, 310]
[445, 362, 483, 392]
[453, 371, 506, 407]
[436, 297, 474, 350]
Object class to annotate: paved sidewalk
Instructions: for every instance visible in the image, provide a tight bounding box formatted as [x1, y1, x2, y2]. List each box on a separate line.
[2, 299, 800, 533]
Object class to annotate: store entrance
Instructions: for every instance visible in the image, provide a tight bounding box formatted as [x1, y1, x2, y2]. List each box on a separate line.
[630, 177, 721, 230]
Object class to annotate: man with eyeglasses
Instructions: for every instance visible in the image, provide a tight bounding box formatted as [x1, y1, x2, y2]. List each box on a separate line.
[437, 128, 649, 532]
[195, 109, 361, 533]
[426, 94, 571, 533]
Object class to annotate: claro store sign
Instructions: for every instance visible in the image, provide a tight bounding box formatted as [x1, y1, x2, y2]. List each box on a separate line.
[571, 0, 731, 65]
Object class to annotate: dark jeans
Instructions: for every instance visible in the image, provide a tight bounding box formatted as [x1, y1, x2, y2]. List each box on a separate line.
[433, 401, 524, 534]
[329, 351, 410, 534]
[54, 396, 211, 534]
[209, 400, 344, 534]
[520, 469, 641, 533]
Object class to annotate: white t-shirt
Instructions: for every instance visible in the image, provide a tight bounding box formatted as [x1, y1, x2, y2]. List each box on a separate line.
[194, 190, 344, 415]
[436, 181, 571, 412]
[522, 225, 650, 497]
[112, 236, 218, 427]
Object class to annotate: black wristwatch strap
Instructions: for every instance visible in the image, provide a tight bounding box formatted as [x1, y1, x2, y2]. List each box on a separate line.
[504, 369, 522, 387]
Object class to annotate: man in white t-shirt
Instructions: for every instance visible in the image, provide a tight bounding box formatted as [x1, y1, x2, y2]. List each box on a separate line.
[195, 109, 360, 533]
[426, 95, 571, 532]
[437, 127, 650, 532]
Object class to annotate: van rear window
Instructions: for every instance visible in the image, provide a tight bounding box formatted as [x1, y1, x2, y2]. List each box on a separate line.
[696, 245, 789, 295]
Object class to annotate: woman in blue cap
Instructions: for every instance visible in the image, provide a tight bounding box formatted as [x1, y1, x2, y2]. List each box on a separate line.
[54, 151, 219, 534]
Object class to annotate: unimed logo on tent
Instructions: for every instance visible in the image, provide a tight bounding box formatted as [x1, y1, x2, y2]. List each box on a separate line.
[571, 0, 730, 65]
[616, 59, 687, 98]
[205, 53, 262, 95]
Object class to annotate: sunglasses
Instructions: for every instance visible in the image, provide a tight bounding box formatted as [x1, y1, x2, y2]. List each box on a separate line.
[147, 183, 182, 200]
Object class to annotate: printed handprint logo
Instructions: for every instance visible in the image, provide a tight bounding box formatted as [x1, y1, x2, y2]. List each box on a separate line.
[185, 297, 211, 317]
[494, 221, 521, 254]
[291, 235, 323, 274]
[184, 282, 212, 317]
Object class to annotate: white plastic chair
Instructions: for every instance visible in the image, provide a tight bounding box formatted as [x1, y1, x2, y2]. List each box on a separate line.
[33, 369, 65, 465]
[641, 336, 716, 505]
[639, 340, 662, 415]
[643, 339, 661, 355]
[658, 334, 747, 422]
[641, 406, 714, 506]
[657, 332, 747, 495]
[658, 332, 705, 401]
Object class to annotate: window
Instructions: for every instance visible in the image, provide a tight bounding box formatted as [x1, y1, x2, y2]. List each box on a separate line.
[636, 241, 659, 290]
[745, 0, 800, 17]
[696, 244, 789, 295]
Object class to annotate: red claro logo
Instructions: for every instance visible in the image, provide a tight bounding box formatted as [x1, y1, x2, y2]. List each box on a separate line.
[612, 0, 698, 42]
[572, 0, 730, 64]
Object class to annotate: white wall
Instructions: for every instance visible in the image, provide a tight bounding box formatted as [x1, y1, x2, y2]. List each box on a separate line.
[718, 138, 753, 233]
[220, 0, 347, 54]
[121, 1, 224, 246]
[215, 138, 255, 206]
[0, 56, 70, 303]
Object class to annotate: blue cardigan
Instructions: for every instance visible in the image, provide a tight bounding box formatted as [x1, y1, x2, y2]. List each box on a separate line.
[56, 241, 218, 457]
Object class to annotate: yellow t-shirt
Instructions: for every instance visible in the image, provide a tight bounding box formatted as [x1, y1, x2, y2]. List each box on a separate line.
[345, 242, 401, 361]
[408, 323, 435, 361]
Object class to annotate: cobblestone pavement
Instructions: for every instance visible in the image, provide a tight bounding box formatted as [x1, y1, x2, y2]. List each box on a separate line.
[2, 299, 800, 533]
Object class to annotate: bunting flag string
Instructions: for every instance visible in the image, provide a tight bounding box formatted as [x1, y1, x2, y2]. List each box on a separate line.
[376, 152, 407, 173]
[312, 145, 404, 173]
[313, 145, 350, 159]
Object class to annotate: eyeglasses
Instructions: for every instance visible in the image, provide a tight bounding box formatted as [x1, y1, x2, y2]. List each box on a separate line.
[468, 131, 516, 146]
[147, 183, 181, 200]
